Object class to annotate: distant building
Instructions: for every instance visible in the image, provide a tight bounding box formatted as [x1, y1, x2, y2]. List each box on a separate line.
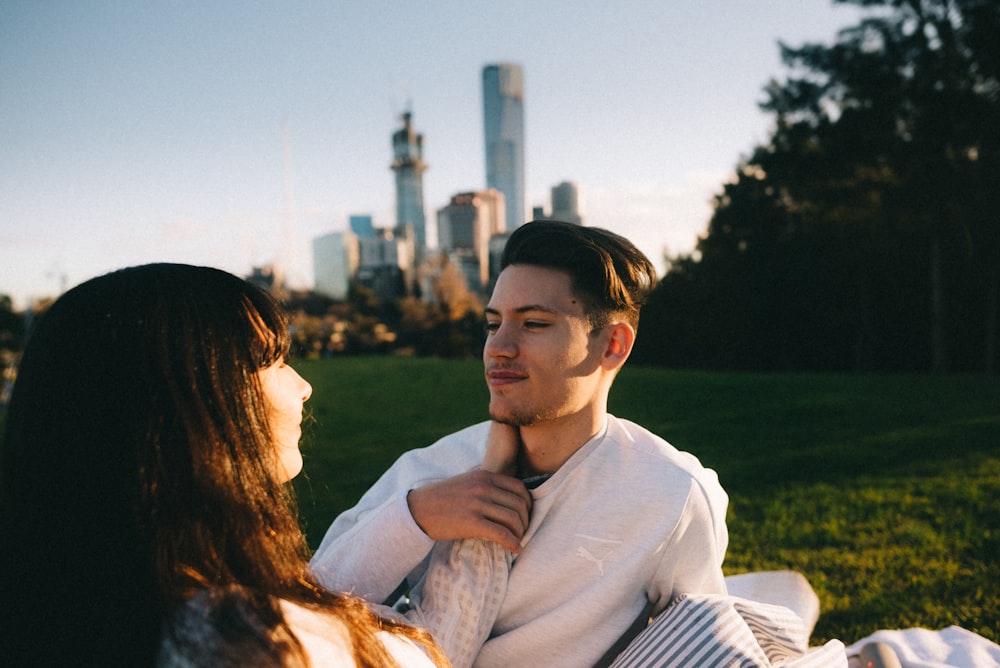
[349, 214, 375, 238]
[313, 230, 359, 300]
[248, 265, 279, 291]
[487, 232, 510, 293]
[531, 181, 583, 226]
[437, 189, 505, 292]
[550, 181, 583, 225]
[482, 63, 525, 233]
[391, 111, 428, 250]
[355, 225, 415, 302]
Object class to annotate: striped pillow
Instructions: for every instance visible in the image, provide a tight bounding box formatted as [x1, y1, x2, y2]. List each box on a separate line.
[610, 594, 847, 667]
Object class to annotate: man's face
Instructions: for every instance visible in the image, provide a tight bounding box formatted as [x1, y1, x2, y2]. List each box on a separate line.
[483, 264, 608, 426]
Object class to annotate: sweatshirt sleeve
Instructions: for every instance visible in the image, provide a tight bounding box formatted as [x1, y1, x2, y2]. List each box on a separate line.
[309, 422, 491, 605]
[647, 472, 729, 616]
[311, 491, 435, 604]
[403, 538, 513, 668]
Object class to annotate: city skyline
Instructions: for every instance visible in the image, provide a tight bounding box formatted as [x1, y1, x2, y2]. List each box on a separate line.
[0, 2, 867, 310]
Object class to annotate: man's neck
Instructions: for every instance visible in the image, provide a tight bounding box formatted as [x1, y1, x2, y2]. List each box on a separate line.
[518, 409, 606, 476]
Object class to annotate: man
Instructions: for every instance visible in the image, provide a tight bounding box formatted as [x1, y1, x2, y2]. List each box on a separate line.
[311, 221, 729, 667]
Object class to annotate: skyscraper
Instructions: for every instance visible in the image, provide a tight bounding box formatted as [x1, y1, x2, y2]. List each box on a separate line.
[390, 111, 428, 249]
[482, 63, 525, 233]
[355, 226, 415, 301]
[531, 181, 583, 225]
[436, 189, 505, 292]
[312, 230, 358, 300]
[550, 181, 583, 225]
[348, 214, 375, 238]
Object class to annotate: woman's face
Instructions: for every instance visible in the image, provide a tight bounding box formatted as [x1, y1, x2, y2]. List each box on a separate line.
[257, 360, 312, 482]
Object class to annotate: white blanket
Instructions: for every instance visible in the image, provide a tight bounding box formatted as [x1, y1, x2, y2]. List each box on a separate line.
[724, 572, 1000, 668]
[846, 626, 1000, 668]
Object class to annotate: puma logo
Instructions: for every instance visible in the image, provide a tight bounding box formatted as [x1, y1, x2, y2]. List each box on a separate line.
[576, 546, 605, 575]
[574, 534, 623, 576]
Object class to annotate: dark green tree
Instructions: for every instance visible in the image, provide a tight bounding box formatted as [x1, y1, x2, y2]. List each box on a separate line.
[638, 0, 999, 372]
[0, 296, 25, 354]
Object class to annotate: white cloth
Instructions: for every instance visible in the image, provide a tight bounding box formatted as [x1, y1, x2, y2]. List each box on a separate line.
[311, 416, 729, 668]
[724, 570, 822, 637]
[846, 626, 1000, 668]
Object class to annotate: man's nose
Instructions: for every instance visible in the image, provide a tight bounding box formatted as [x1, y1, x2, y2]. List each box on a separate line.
[484, 323, 517, 358]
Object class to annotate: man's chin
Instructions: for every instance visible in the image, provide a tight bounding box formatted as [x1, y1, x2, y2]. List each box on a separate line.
[488, 406, 534, 427]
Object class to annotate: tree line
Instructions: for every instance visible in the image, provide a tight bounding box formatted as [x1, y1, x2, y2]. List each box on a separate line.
[634, 0, 999, 373]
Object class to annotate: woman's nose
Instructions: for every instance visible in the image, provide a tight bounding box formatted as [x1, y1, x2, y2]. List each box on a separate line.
[296, 371, 313, 401]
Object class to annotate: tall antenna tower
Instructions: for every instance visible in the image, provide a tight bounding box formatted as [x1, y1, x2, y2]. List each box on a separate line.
[277, 121, 297, 294]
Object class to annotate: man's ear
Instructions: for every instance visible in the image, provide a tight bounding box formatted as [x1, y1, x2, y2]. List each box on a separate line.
[601, 322, 635, 370]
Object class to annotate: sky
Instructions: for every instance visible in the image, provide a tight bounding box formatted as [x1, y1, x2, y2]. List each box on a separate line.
[0, 1, 865, 310]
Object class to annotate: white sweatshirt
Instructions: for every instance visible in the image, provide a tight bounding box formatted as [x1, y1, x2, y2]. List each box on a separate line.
[311, 415, 729, 668]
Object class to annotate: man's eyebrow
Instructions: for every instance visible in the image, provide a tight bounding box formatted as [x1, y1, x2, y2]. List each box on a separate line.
[485, 304, 559, 316]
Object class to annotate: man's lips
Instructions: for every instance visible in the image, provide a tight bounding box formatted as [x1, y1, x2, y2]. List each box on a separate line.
[486, 368, 527, 386]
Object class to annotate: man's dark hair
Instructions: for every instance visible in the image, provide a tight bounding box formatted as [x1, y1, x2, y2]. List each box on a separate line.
[499, 220, 657, 329]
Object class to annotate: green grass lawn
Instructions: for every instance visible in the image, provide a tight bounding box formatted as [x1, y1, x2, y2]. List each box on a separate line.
[291, 357, 1000, 646]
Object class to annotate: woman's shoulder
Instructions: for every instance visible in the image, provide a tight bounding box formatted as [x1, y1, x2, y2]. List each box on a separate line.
[158, 587, 356, 668]
[285, 601, 437, 668]
[159, 588, 437, 668]
[279, 599, 358, 667]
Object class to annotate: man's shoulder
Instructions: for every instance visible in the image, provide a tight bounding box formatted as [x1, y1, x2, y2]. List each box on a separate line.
[605, 415, 721, 482]
[604, 416, 729, 525]
[606, 415, 688, 459]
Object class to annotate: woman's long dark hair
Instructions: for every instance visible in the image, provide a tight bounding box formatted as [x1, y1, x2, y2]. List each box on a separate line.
[0, 264, 444, 667]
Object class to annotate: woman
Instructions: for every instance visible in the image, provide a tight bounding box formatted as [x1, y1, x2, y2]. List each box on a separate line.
[0, 264, 502, 667]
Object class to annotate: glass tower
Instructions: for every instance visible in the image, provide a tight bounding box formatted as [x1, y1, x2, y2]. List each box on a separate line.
[482, 63, 525, 232]
[391, 111, 428, 249]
